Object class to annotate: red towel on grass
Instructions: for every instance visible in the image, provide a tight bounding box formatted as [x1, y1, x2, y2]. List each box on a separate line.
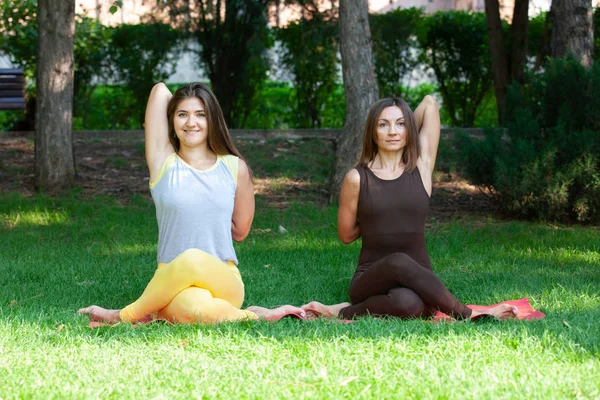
[433, 297, 545, 322]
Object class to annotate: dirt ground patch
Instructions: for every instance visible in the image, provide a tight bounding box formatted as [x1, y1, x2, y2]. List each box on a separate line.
[0, 135, 498, 219]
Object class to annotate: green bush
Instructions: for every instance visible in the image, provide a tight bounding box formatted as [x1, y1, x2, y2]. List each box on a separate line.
[72, 85, 139, 130]
[73, 15, 112, 127]
[71, 81, 345, 130]
[370, 8, 424, 98]
[244, 81, 295, 129]
[276, 15, 339, 128]
[108, 23, 182, 127]
[457, 58, 600, 222]
[416, 11, 493, 127]
[237, 81, 345, 129]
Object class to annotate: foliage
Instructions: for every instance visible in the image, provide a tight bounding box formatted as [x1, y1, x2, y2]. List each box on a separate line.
[72, 81, 345, 130]
[457, 58, 600, 222]
[72, 85, 139, 130]
[154, 0, 272, 128]
[0, 2, 180, 129]
[276, 14, 339, 128]
[594, 7, 600, 61]
[370, 8, 424, 97]
[0, 1, 111, 87]
[416, 11, 493, 127]
[0, 111, 25, 131]
[73, 16, 112, 127]
[108, 23, 181, 127]
[237, 81, 295, 129]
[527, 12, 550, 62]
[0, 0, 113, 130]
[0, 0, 37, 82]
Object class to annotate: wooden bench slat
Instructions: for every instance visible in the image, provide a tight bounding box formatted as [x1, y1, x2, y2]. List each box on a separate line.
[0, 69, 24, 75]
[0, 104, 27, 110]
[0, 97, 26, 102]
[0, 91, 24, 97]
[0, 68, 26, 110]
[0, 76, 24, 82]
[0, 83, 24, 90]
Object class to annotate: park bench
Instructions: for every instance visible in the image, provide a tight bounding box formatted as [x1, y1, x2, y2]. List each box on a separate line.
[0, 69, 26, 110]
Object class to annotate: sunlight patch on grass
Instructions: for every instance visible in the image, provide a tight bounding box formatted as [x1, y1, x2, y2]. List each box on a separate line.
[113, 243, 157, 256]
[1, 209, 71, 228]
[513, 247, 600, 264]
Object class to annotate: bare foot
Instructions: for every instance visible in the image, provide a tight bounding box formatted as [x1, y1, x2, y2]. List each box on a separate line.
[245, 305, 306, 321]
[78, 305, 121, 323]
[471, 304, 518, 320]
[301, 301, 351, 319]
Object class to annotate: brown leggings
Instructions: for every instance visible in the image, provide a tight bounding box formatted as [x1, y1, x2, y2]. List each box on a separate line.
[339, 252, 472, 320]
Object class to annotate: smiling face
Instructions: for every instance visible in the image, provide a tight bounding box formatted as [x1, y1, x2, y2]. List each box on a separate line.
[173, 97, 208, 150]
[374, 106, 406, 152]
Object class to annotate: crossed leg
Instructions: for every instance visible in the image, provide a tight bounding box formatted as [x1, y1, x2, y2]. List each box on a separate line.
[303, 252, 516, 320]
[79, 248, 304, 324]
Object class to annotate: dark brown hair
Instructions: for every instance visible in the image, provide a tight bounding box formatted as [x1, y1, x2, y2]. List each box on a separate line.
[359, 97, 420, 172]
[167, 82, 244, 160]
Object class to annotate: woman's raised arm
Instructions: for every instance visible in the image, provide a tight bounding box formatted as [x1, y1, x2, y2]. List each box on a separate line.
[413, 95, 441, 175]
[145, 83, 175, 182]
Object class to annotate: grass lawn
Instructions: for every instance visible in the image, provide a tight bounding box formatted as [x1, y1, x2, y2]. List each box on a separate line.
[1, 138, 599, 398]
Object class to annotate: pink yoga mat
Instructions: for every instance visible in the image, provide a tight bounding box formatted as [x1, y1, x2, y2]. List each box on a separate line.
[87, 298, 544, 327]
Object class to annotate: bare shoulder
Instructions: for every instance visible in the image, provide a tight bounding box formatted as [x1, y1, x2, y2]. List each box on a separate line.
[343, 168, 360, 186]
[237, 158, 251, 180]
[340, 168, 360, 200]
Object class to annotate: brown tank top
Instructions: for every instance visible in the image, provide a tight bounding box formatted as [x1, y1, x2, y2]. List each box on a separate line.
[355, 164, 432, 270]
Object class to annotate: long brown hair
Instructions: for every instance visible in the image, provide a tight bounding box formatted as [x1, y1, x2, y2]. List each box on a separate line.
[359, 97, 420, 172]
[167, 83, 244, 160]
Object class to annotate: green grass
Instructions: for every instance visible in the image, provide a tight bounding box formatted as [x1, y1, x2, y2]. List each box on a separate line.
[1, 190, 599, 399]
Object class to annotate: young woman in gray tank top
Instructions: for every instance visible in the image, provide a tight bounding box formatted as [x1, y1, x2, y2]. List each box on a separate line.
[302, 96, 518, 321]
[79, 83, 305, 324]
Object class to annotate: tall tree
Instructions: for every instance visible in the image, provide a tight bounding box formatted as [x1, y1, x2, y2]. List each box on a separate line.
[551, 0, 594, 68]
[484, 0, 529, 125]
[34, 0, 75, 190]
[329, 0, 378, 202]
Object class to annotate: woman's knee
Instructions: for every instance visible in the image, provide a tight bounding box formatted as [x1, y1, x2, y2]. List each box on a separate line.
[388, 288, 426, 318]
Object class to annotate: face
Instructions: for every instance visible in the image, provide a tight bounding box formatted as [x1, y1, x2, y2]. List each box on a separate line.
[374, 106, 406, 152]
[173, 97, 208, 149]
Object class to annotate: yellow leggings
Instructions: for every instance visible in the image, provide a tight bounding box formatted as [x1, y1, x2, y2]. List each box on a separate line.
[119, 248, 258, 324]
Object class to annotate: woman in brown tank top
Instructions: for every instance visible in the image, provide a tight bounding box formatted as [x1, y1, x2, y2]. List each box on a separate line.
[303, 96, 517, 321]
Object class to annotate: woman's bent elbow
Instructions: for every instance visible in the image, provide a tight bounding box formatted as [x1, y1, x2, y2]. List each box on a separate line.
[232, 232, 247, 242]
[338, 233, 355, 244]
[232, 226, 251, 242]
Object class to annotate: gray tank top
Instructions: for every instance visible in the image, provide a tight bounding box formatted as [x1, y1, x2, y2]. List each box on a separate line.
[150, 153, 239, 265]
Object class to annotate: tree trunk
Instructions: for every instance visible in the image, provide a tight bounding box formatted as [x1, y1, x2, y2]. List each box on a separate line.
[551, 0, 594, 68]
[484, 0, 510, 125]
[35, 0, 75, 191]
[510, 0, 529, 83]
[329, 0, 378, 202]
